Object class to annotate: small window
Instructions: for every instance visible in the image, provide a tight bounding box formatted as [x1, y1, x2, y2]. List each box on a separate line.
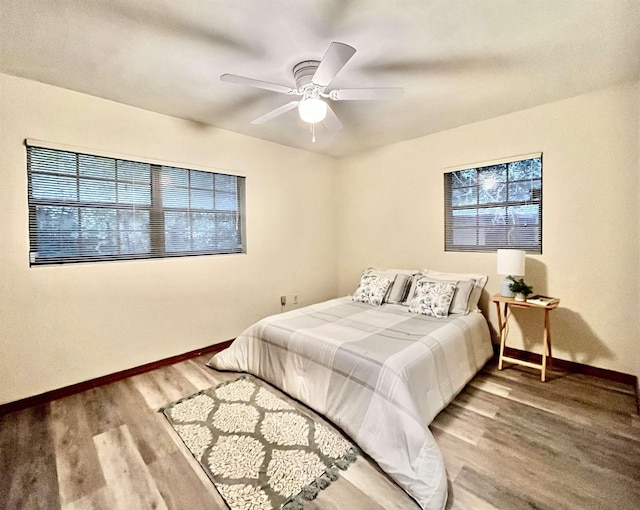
[444, 154, 542, 253]
[27, 144, 246, 265]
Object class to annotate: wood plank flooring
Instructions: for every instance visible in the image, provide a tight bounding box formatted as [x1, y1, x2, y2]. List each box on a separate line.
[1, 354, 638, 510]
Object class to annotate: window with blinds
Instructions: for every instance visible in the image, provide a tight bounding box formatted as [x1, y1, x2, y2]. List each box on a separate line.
[27, 145, 246, 265]
[444, 154, 542, 253]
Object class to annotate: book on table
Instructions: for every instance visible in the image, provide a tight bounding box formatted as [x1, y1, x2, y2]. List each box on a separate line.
[527, 295, 559, 306]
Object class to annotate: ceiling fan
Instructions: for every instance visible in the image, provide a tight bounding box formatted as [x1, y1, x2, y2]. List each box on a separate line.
[220, 42, 403, 141]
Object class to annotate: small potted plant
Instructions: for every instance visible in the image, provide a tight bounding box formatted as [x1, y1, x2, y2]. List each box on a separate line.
[508, 277, 533, 302]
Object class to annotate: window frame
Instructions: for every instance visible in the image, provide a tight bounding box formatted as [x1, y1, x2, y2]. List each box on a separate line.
[26, 141, 246, 266]
[444, 153, 542, 254]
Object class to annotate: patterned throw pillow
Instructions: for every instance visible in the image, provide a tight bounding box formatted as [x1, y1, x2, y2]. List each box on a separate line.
[352, 274, 392, 307]
[405, 276, 475, 315]
[363, 268, 418, 304]
[408, 279, 457, 318]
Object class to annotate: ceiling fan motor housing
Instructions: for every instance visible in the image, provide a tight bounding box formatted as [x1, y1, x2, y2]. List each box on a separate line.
[293, 60, 321, 90]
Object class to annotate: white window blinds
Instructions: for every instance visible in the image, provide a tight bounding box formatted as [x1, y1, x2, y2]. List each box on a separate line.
[27, 144, 246, 265]
[444, 154, 542, 253]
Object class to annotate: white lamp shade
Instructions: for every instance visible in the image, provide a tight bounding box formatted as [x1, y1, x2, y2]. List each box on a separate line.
[496, 249, 525, 276]
[298, 98, 327, 123]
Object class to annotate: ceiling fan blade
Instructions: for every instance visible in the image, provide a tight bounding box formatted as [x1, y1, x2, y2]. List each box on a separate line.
[331, 87, 404, 101]
[312, 42, 356, 88]
[322, 105, 343, 131]
[220, 74, 295, 94]
[250, 101, 299, 124]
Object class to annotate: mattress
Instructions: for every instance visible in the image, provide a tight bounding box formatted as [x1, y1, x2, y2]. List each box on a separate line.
[208, 296, 493, 510]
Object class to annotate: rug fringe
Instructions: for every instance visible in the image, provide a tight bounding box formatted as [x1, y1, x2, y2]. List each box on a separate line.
[282, 447, 359, 509]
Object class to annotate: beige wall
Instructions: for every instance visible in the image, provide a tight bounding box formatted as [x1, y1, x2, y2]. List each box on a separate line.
[336, 81, 640, 378]
[2, 72, 638, 406]
[0, 73, 338, 405]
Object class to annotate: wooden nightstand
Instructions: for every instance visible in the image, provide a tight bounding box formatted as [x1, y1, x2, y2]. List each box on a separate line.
[492, 294, 560, 382]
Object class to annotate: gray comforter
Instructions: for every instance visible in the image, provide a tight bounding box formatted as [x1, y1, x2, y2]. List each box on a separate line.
[208, 297, 493, 509]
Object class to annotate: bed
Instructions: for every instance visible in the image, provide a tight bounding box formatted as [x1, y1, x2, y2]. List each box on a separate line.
[208, 270, 494, 510]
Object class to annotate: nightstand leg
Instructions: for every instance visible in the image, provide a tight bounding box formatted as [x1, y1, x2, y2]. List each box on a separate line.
[495, 301, 504, 333]
[498, 303, 508, 371]
[541, 308, 552, 381]
[545, 309, 553, 368]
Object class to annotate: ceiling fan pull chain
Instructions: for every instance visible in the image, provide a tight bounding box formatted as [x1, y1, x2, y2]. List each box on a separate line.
[311, 123, 316, 143]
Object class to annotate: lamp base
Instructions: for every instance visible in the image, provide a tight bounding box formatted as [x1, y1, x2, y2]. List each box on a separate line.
[500, 277, 515, 298]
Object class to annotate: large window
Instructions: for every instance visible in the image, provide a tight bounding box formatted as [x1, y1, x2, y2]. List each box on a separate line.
[444, 153, 542, 253]
[27, 144, 246, 265]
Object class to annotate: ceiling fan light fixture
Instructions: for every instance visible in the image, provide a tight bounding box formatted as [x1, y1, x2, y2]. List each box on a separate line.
[298, 97, 327, 124]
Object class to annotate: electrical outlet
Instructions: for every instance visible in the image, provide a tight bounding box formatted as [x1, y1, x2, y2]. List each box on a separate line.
[280, 295, 286, 306]
[293, 294, 299, 305]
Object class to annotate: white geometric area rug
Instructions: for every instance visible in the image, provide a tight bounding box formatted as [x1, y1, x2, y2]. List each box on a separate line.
[159, 375, 358, 510]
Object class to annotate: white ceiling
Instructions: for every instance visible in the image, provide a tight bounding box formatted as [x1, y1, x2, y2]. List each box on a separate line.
[1, 0, 639, 158]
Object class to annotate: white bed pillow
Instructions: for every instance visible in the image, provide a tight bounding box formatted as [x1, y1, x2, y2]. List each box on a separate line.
[353, 274, 393, 306]
[424, 270, 488, 312]
[408, 279, 457, 318]
[406, 276, 474, 315]
[363, 268, 419, 304]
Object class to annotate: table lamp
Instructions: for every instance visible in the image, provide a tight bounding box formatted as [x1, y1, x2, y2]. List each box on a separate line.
[497, 249, 525, 297]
